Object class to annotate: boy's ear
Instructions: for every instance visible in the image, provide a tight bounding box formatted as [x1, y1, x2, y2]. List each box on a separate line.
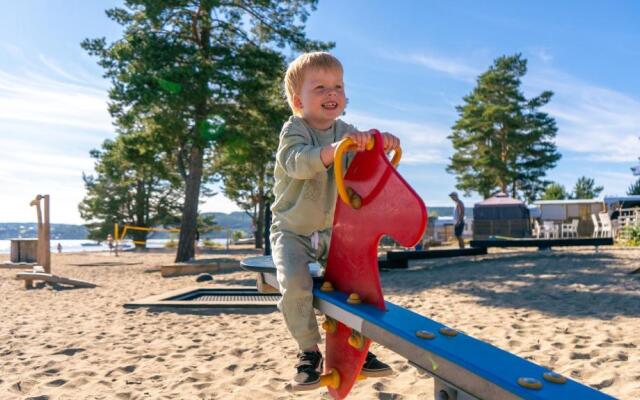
[292, 94, 303, 110]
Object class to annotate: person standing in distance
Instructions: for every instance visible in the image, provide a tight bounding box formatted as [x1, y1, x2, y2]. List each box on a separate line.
[450, 191, 465, 248]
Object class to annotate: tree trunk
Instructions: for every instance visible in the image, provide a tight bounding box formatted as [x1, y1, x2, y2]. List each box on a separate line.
[175, 145, 204, 262]
[255, 196, 264, 249]
[263, 202, 272, 256]
[134, 179, 147, 250]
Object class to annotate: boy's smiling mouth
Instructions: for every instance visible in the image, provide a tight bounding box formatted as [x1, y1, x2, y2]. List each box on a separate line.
[322, 101, 338, 110]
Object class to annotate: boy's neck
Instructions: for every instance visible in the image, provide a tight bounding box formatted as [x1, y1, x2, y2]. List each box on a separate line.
[302, 116, 335, 131]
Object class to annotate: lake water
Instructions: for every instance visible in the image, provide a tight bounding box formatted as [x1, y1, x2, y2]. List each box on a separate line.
[0, 238, 229, 254]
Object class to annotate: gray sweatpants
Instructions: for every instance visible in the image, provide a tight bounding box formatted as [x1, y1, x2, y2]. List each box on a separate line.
[270, 228, 331, 351]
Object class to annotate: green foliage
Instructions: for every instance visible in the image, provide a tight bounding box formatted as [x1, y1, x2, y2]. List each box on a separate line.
[197, 214, 218, 234]
[540, 182, 568, 200]
[78, 129, 184, 244]
[571, 176, 604, 199]
[628, 178, 640, 195]
[83, 0, 329, 261]
[212, 58, 290, 248]
[622, 225, 640, 246]
[232, 230, 244, 242]
[202, 238, 221, 248]
[447, 54, 561, 202]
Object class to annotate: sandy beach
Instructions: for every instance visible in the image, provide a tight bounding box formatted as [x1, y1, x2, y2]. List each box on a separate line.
[1, 247, 639, 399]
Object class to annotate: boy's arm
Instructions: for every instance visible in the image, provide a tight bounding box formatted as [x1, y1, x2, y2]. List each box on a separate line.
[277, 130, 328, 179]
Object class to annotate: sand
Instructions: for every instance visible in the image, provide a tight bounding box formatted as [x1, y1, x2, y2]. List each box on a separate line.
[1, 246, 638, 399]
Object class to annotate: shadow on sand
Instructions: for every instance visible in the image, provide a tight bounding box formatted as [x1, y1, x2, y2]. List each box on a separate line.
[381, 250, 640, 320]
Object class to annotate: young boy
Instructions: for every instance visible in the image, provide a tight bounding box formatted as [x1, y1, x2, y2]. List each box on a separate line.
[271, 52, 400, 390]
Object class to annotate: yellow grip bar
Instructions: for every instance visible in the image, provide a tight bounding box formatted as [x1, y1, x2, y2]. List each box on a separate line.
[334, 136, 402, 208]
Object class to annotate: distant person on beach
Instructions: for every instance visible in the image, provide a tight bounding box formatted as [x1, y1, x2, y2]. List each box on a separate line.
[450, 191, 465, 248]
[57, 243, 62, 253]
[271, 52, 398, 389]
[107, 234, 114, 253]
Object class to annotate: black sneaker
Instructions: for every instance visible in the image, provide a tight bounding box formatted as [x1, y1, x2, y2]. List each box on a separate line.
[291, 350, 324, 391]
[361, 351, 392, 377]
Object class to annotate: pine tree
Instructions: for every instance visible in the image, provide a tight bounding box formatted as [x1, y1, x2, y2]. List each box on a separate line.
[571, 176, 604, 199]
[79, 129, 184, 246]
[628, 178, 640, 195]
[540, 182, 568, 200]
[447, 54, 561, 202]
[82, 0, 329, 261]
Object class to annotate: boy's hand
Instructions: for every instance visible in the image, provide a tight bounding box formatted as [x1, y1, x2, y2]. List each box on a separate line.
[344, 130, 372, 152]
[380, 132, 400, 152]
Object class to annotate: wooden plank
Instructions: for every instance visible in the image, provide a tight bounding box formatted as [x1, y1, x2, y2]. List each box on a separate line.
[0, 261, 37, 269]
[470, 237, 613, 249]
[160, 258, 240, 277]
[16, 272, 97, 288]
[377, 258, 408, 269]
[387, 247, 487, 261]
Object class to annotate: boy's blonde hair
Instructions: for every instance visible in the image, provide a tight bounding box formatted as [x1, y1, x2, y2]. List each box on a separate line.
[284, 52, 343, 116]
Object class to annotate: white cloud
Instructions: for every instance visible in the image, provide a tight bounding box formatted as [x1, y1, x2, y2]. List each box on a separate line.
[346, 110, 451, 164]
[526, 70, 640, 162]
[380, 50, 481, 82]
[406, 53, 481, 81]
[0, 69, 112, 132]
[0, 56, 114, 223]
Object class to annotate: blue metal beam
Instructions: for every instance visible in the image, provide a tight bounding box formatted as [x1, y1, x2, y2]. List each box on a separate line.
[240, 257, 614, 399]
[313, 283, 615, 400]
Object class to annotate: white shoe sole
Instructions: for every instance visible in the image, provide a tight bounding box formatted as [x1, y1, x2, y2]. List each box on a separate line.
[289, 380, 321, 391]
[360, 368, 393, 378]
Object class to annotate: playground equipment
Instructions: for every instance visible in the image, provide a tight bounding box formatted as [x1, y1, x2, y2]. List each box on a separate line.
[30, 194, 51, 273]
[470, 237, 613, 251]
[115, 224, 180, 245]
[382, 247, 487, 269]
[125, 286, 280, 309]
[17, 266, 97, 289]
[13, 195, 96, 289]
[241, 132, 613, 399]
[113, 223, 180, 255]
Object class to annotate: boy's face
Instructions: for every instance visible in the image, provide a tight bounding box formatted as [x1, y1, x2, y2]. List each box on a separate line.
[294, 67, 346, 129]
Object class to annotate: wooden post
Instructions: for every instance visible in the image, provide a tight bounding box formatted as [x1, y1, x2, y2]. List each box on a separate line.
[114, 223, 119, 257]
[42, 195, 51, 274]
[30, 195, 51, 273]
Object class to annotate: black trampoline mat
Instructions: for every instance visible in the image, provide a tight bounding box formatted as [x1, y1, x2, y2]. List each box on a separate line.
[125, 286, 281, 309]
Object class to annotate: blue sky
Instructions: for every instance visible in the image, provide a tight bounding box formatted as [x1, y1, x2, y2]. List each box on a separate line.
[1, 1, 639, 223]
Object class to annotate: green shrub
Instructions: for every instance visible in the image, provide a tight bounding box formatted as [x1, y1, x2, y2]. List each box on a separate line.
[232, 230, 244, 242]
[624, 225, 640, 246]
[203, 238, 221, 248]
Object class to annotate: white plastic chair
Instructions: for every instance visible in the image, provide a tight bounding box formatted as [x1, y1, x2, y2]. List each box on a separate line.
[591, 214, 602, 238]
[542, 221, 558, 239]
[532, 220, 542, 238]
[561, 219, 579, 238]
[599, 212, 612, 238]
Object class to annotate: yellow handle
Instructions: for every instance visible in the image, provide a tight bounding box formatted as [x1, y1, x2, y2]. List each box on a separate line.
[334, 136, 402, 208]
